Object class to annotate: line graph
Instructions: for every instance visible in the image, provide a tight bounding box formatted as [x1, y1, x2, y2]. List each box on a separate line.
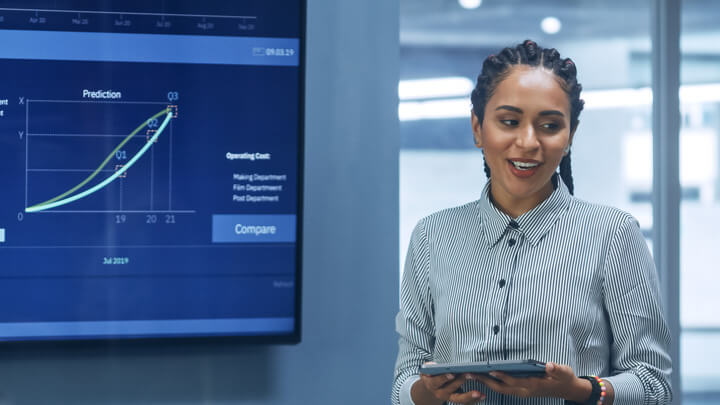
[24, 99, 191, 214]
[26, 108, 172, 212]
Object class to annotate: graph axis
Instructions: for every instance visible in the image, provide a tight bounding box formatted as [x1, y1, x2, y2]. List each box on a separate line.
[23, 100, 190, 215]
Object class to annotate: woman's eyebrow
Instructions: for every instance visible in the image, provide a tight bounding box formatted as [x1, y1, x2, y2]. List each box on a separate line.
[495, 106, 565, 118]
[539, 110, 565, 117]
[495, 105, 522, 113]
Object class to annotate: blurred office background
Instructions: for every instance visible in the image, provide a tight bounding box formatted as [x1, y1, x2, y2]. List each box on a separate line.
[0, 1, 712, 404]
[0, 1, 400, 404]
[399, 0, 720, 403]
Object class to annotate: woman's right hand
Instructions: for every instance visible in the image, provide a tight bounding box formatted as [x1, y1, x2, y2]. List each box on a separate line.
[413, 362, 486, 405]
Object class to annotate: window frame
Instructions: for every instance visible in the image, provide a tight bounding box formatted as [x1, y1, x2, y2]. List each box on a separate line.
[651, 0, 681, 401]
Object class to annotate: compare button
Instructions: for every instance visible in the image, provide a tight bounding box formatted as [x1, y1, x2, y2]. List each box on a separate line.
[212, 214, 296, 243]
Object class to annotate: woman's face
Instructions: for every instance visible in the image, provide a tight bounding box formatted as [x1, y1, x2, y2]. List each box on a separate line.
[472, 65, 575, 208]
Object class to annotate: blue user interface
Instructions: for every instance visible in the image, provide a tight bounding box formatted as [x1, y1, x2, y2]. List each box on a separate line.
[0, 1, 302, 341]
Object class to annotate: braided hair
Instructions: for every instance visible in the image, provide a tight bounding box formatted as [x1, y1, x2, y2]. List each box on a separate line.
[470, 39, 584, 195]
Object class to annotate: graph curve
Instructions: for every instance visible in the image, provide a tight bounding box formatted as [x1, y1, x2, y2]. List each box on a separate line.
[25, 108, 173, 213]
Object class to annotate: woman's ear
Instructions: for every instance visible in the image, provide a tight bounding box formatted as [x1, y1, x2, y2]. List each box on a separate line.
[471, 111, 483, 149]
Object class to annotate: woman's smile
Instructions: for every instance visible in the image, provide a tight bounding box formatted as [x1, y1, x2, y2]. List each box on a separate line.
[507, 158, 542, 178]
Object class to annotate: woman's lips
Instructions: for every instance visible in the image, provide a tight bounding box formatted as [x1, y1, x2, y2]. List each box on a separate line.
[507, 159, 541, 178]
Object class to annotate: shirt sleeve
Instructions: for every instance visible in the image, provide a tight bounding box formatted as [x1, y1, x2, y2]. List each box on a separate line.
[602, 215, 673, 405]
[392, 219, 435, 405]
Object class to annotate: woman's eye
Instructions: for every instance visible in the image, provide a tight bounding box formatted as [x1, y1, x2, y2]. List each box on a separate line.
[500, 119, 518, 126]
[541, 122, 560, 130]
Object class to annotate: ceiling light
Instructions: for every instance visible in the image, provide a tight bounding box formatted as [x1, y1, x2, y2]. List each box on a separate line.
[458, 0, 482, 10]
[541, 16, 562, 35]
[582, 88, 653, 109]
[398, 83, 720, 121]
[398, 77, 474, 101]
[399, 98, 471, 121]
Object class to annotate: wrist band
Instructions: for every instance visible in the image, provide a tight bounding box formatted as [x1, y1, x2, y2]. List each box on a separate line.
[587, 375, 606, 405]
[564, 375, 606, 405]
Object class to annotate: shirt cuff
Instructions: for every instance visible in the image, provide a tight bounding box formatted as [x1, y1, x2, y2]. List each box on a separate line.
[603, 372, 644, 405]
[400, 375, 421, 405]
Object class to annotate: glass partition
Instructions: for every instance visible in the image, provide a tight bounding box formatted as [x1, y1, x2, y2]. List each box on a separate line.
[399, 1, 654, 268]
[680, 0, 720, 402]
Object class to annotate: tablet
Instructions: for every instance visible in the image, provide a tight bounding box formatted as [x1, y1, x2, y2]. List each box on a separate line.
[419, 359, 546, 377]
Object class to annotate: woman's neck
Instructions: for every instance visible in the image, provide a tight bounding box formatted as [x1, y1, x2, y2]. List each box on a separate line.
[489, 178, 555, 219]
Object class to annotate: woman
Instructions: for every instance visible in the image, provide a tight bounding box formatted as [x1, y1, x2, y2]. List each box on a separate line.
[392, 40, 672, 405]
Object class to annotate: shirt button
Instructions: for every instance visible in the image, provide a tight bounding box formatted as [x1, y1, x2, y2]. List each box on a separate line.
[507, 238, 516, 247]
[498, 279, 506, 288]
[509, 220, 519, 229]
[493, 325, 500, 334]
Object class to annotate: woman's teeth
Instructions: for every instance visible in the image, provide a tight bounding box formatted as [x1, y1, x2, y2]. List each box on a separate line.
[510, 160, 540, 170]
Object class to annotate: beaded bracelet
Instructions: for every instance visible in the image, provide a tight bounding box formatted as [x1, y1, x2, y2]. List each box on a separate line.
[590, 375, 606, 405]
[564, 375, 605, 405]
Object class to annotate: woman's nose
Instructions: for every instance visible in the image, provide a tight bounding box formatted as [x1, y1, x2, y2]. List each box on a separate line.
[516, 124, 541, 149]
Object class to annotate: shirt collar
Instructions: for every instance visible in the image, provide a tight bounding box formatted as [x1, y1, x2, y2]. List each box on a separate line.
[476, 174, 572, 247]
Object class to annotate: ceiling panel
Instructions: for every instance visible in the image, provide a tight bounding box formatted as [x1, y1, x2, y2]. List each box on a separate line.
[401, 0, 720, 47]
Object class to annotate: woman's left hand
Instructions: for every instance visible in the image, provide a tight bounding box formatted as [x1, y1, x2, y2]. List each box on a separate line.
[472, 362, 589, 401]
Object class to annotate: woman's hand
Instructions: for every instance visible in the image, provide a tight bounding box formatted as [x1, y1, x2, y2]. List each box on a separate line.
[472, 362, 591, 402]
[413, 362, 487, 405]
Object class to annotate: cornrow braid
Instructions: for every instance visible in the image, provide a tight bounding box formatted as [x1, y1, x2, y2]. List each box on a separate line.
[559, 152, 574, 195]
[471, 39, 584, 195]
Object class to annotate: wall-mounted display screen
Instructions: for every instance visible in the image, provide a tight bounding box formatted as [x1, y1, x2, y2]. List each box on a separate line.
[0, 0, 304, 343]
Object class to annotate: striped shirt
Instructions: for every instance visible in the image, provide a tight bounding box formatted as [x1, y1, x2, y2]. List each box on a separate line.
[393, 175, 672, 405]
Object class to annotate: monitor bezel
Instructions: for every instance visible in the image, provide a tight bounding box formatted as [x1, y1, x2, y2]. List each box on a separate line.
[0, 0, 306, 347]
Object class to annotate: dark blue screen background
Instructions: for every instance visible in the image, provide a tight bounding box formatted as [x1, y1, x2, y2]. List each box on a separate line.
[0, 2, 302, 341]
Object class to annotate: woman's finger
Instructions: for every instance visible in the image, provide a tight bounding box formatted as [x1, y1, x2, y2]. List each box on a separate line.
[474, 374, 511, 395]
[420, 362, 456, 391]
[474, 374, 534, 398]
[488, 371, 518, 386]
[448, 390, 487, 404]
[436, 374, 473, 397]
[421, 373, 459, 391]
[546, 362, 574, 380]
